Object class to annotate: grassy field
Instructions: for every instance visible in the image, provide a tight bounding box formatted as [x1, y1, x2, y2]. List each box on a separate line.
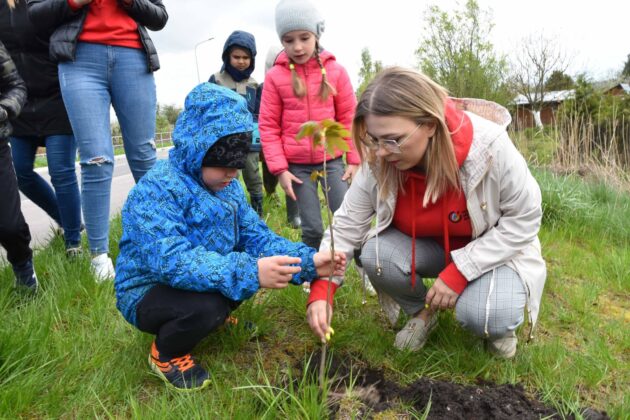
[0, 169, 628, 418]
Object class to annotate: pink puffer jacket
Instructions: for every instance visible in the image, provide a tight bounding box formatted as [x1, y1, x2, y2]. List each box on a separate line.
[259, 50, 360, 175]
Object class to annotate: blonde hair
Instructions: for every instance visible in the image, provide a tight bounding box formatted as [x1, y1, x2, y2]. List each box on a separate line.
[352, 67, 460, 206]
[7, 0, 18, 8]
[288, 42, 336, 101]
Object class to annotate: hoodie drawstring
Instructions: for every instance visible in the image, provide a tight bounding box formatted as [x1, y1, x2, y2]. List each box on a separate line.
[410, 182, 417, 289]
[484, 267, 496, 337]
[442, 195, 451, 267]
[375, 188, 382, 276]
[410, 186, 452, 291]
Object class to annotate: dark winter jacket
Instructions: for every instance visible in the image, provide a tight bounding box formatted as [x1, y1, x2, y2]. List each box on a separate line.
[0, 2, 72, 139]
[25, 0, 167, 72]
[209, 31, 260, 151]
[115, 83, 317, 326]
[0, 40, 27, 141]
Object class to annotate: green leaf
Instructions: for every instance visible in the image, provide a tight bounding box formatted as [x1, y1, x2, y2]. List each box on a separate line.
[310, 170, 323, 182]
[320, 119, 338, 129]
[296, 122, 318, 141]
[312, 132, 323, 147]
[328, 137, 350, 153]
[325, 126, 350, 141]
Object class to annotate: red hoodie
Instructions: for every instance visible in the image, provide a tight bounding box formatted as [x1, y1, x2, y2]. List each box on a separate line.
[392, 99, 473, 294]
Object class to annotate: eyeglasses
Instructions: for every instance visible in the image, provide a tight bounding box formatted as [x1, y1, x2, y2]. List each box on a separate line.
[362, 123, 422, 154]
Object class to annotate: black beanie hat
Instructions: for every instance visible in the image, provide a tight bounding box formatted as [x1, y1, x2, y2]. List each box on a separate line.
[201, 132, 251, 169]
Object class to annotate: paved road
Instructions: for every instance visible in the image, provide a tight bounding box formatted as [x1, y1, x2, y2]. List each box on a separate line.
[17, 147, 171, 250]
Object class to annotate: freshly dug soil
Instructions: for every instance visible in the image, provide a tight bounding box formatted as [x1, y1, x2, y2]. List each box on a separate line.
[303, 353, 609, 419]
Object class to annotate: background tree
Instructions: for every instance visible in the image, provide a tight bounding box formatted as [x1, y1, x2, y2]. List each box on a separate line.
[622, 53, 630, 80]
[356, 48, 383, 97]
[111, 103, 182, 138]
[155, 103, 182, 133]
[510, 34, 570, 127]
[160, 104, 182, 126]
[544, 70, 575, 91]
[416, 0, 510, 104]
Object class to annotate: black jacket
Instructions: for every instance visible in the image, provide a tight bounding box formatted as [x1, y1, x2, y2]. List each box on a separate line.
[26, 0, 167, 72]
[0, 2, 72, 138]
[0, 40, 27, 141]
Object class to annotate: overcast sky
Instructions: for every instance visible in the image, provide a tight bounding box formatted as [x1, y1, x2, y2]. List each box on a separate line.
[149, 0, 630, 107]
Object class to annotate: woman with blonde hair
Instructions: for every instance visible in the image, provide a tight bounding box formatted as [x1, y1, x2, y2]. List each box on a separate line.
[306, 67, 546, 359]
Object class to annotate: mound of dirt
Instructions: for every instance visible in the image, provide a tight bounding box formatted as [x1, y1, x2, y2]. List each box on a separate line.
[303, 353, 609, 419]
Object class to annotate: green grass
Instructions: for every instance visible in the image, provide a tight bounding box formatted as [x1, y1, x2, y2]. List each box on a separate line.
[0, 171, 628, 418]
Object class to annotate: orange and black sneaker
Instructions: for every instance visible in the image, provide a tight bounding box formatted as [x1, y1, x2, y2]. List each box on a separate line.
[224, 315, 239, 326]
[223, 315, 258, 336]
[149, 341, 211, 391]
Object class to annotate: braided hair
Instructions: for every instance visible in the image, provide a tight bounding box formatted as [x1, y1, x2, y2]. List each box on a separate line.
[289, 61, 307, 98]
[288, 42, 337, 101]
[313, 44, 337, 101]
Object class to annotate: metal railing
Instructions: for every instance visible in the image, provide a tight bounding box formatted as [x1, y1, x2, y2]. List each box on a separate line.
[112, 131, 173, 152]
[35, 131, 174, 158]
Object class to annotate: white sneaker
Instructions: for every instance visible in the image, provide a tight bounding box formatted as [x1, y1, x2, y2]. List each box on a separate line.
[91, 253, 115, 282]
[487, 331, 518, 359]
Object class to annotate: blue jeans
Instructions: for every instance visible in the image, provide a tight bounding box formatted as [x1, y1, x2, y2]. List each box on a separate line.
[10, 135, 82, 247]
[58, 42, 157, 254]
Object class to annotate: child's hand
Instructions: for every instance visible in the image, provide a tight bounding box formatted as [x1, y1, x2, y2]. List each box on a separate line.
[313, 251, 346, 278]
[278, 170, 302, 201]
[307, 300, 333, 343]
[342, 164, 359, 182]
[258, 256, 302, 289]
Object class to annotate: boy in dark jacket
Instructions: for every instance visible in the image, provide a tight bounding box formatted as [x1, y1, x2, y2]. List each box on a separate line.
[209, 30, 264, 216]
[115, 83, 345, 391]
[0, 39, 37, 291]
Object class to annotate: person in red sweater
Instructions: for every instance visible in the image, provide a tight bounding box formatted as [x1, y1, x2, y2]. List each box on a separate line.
[259, 0, 360, 252]
[307, 68, 546, 359]
[26, 0, 167, 281]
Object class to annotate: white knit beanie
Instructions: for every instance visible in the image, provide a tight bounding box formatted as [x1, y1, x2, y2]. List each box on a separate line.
[274, 0, 325, 39]
[265, 45, 284, 73]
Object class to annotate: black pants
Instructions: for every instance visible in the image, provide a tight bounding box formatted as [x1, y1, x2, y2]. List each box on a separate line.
[136, 284, 239, 358]
[0, 140, 32, 266]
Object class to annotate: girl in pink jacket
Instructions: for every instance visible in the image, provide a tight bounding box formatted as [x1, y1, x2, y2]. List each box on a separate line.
[259, 0, 360, 250]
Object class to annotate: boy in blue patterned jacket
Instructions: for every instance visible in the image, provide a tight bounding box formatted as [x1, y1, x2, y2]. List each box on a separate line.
[115, 83, 345, 391]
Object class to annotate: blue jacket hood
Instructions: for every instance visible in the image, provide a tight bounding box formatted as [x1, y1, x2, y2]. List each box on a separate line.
[169, 83, 253, 179]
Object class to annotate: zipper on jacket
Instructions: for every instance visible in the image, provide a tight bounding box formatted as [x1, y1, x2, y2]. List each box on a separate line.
[220, 199, 238, 243]
[303, 65, 316, 163]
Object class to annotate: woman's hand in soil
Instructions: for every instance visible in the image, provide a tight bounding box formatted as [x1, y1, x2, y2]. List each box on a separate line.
[307, 300, 333, 342]
[425, 278, 459, 311]
[342, 164, 359, 182]
[313, 250, 346, 278]
[258, 256, 302, 289]
[278, 170, 302, 201]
